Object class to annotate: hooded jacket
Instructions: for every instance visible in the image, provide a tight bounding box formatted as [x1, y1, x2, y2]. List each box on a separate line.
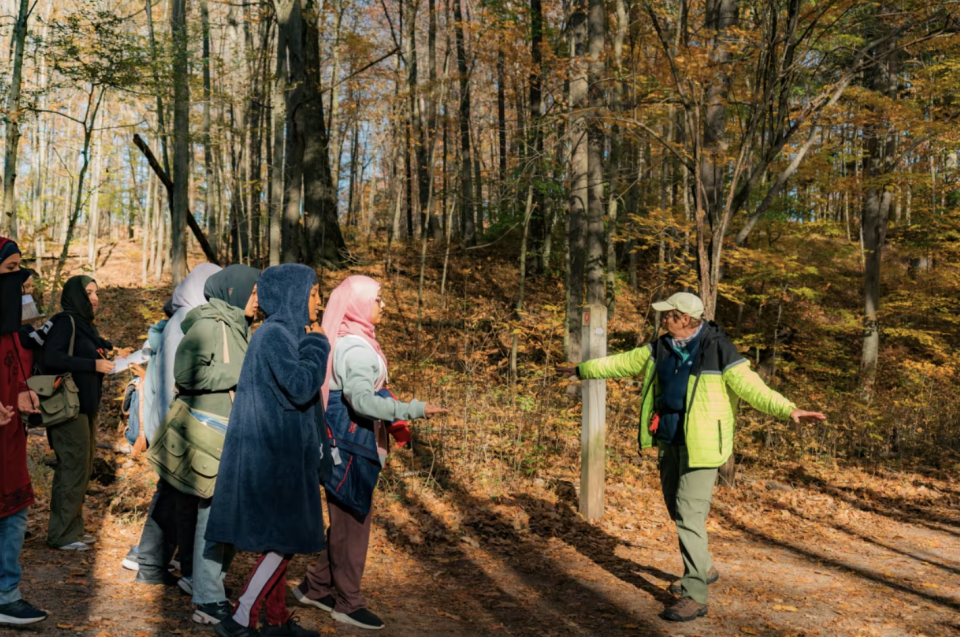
[143, 263, 221, 443]
[174, 299, 250, 419]
[205, 264, 331, 555]
[577, 322, 796, 468]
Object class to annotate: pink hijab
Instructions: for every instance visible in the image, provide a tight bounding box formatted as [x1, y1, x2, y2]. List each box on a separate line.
[320, 275, 385, 407]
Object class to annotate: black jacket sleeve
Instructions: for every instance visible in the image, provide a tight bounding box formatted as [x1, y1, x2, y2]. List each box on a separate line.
[42, 316, 97, 375]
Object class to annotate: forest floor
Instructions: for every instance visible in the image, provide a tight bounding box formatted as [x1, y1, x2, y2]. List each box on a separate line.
[3, 240, 959, 637]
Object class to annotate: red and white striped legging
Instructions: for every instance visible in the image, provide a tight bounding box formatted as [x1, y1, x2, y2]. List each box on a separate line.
[233, 551, 292, 628]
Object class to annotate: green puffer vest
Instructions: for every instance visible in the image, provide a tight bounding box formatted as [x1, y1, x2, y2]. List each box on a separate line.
[577, 322, 796, 468]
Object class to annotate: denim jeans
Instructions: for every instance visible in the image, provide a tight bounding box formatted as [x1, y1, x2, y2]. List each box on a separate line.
[0, 507, 29, 605]
[192, 498, 235, 605]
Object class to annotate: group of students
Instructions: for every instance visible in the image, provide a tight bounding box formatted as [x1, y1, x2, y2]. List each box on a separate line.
[0, 240, 444, 635]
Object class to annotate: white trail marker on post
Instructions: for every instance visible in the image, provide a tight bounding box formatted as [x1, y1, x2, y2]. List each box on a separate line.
[580, 303, 607, 520]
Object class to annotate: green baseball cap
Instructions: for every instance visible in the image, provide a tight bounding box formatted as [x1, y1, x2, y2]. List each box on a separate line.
[652, 292, 704, 319]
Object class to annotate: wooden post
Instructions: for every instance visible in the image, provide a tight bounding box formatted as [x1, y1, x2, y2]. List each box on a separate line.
[580, 303, 607, 520]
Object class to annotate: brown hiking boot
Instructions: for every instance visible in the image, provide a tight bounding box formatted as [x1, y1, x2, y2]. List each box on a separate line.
[669, 566, 719, 595]
[660, 597, 708, 622]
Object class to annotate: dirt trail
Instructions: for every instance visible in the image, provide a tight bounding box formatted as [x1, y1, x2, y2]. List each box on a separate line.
[5, 455, 959, 637]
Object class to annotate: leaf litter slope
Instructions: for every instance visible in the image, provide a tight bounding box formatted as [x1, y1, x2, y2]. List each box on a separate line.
[7, 240, 959, 637]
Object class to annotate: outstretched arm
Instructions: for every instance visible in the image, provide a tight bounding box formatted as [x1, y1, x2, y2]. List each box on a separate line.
[267, 331, 330, 408]
[571, 344, 654, 381]
[340, 344, 427, 421]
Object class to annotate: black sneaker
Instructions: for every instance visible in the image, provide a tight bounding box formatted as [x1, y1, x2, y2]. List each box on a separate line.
[193, 601, 233, 625]
[214, 616, 260, 637]
[0, 599, 48, 626]
[121, 545, 139, 571]
[261, 616, 319, 637]
[293, 587, 334, 612]
[331, 608, 384, 631]
[134, 568, 181, 586]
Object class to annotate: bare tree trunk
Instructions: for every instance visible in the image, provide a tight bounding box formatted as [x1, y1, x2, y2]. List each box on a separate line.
[53, 89, 105, 301]
[87, 107, 105, 273]
[452, 0, 475, 243]
[1, 0, 31, 237]
[510, 186, 535, 380]
[201, 0, 219, 257]
[566, 0, 588, 363]
[269, 18, 285, 266]
[528, 0, 545, 269]
[585, 0, 605, 306]
[276, 0, 305, 263]
[170, 0, 190, 283]
[328, 0, 345, 189]
[302, 0, 345, 266]
[860, 9, 898, 392]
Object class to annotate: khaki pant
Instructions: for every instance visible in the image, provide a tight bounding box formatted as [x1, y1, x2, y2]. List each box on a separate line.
[660, 444, 718, 604]
[47, 413, 97, 548]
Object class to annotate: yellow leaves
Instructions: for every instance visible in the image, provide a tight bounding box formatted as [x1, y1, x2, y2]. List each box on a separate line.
[741, 628, 759, 635]
[772, 604, 799, 612]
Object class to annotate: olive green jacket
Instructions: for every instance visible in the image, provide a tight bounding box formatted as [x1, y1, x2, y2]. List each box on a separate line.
[174, 299, 251, 419]
[577, 322, 796, 468]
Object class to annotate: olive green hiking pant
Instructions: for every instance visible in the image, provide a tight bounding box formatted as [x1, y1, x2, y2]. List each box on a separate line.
[659, 444, 718, 605]
[47, 413, 97, 548]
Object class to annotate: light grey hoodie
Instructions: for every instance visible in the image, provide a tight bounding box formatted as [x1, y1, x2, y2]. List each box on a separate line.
[142, 263, 221, 443]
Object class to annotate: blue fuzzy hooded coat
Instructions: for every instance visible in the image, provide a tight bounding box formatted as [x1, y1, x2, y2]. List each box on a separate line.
[205, 264, 332, 555]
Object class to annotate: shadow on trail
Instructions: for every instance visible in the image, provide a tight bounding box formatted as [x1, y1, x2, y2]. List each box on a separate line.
[509, 493, 677, 607]
[833, 520, 960, 579]
[788, 467, 960, 538]
[384, 451, 667, 637]
[714, 503, 960, 613]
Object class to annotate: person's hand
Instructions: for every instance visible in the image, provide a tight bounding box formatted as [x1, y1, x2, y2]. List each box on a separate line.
[95, 359, 115, 374]
[18, 390, 40, 415]
[556, 364, 578, 378]
[0, 403, 12, 426]
[306, 321, 325, 335]
[424, 404, 448, 418]
[790, 409, 826, 424]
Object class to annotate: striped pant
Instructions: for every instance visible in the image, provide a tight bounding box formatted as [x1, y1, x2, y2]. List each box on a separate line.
[233, 552, 292, 628]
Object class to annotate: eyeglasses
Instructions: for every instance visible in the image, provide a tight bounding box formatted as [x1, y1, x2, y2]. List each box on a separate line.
[662, 312, 683, 322]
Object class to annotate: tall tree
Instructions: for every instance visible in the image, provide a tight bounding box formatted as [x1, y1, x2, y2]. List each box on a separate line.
[566, 0, 588, 362]
[585, 0, 605, 305]
[303, 0, 347, 266]
[860, 6, 899, 390]
[1, 0, 32, 237]
[170, 0, 190, 283]
[452, 0, 476, 243]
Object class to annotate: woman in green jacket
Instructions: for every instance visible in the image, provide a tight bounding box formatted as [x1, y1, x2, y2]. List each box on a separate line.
[173, 264, 259, 626]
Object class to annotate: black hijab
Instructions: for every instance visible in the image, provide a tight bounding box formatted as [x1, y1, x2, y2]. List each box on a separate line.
[204, 264, 259, 310]
[61, 275, 99, 335]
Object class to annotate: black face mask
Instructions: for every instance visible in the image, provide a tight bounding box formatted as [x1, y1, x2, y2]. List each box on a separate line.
[0, 271, 22, 336]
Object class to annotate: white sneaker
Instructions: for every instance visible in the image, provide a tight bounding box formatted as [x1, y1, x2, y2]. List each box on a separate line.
[121, 546, 139, 571]
[81, 534, 97, 545]
[58, 542, 90, 551]
[178, 577, 193, 596]
[293, 587, 334, 612]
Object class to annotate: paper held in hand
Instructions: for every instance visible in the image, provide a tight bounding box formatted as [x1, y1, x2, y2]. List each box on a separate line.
[109, 345, 151, 374]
